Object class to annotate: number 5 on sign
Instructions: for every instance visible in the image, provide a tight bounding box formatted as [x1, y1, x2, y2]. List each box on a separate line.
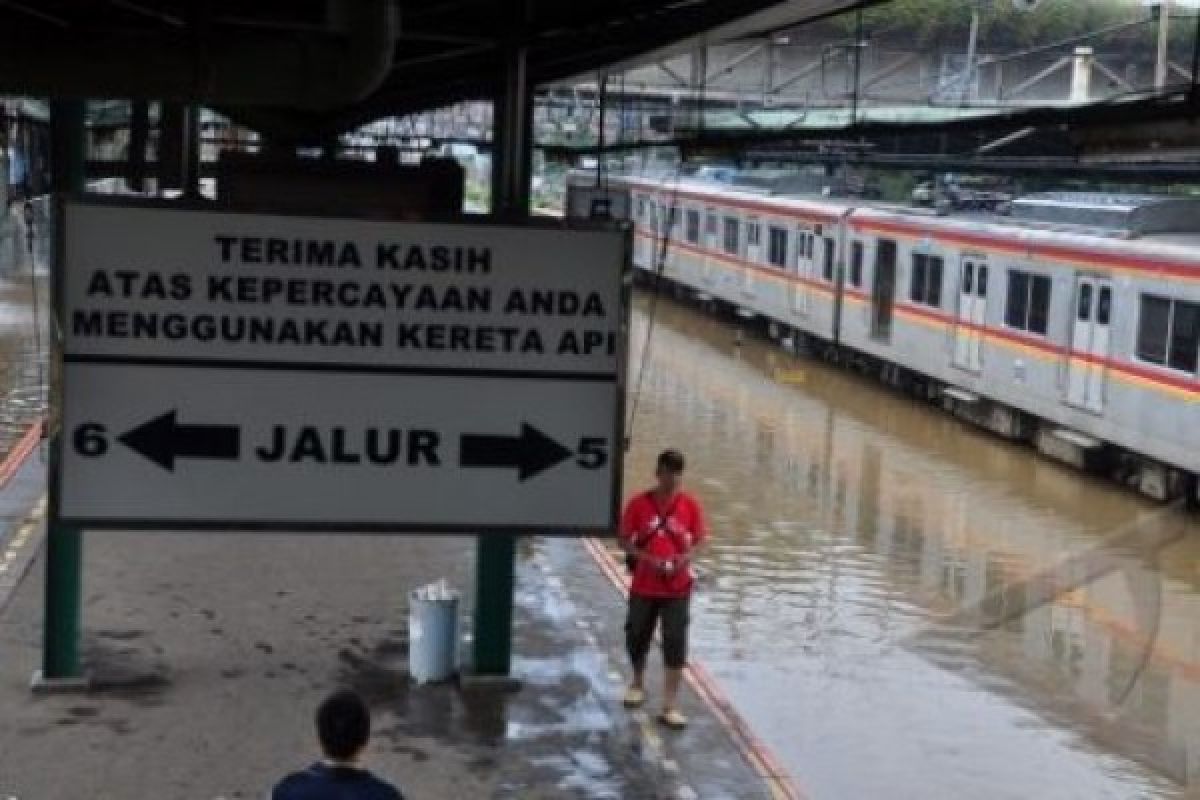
[577, 437, 608, 469]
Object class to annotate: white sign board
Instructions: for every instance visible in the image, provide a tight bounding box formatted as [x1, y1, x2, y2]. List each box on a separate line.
[57, 201, 628, 533]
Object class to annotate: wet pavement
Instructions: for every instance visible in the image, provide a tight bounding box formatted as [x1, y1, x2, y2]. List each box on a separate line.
[625, 292, 1199, 799]
[0, 234, 776, 798]
[0, 520, 772, 799]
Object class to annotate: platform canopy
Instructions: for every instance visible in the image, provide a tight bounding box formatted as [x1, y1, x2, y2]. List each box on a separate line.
[0, 0, 876, 141]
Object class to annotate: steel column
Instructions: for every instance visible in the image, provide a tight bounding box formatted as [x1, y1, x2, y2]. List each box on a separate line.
[475, 12, 533, 677]
[128, 100, 148, 192]
[40, 98, 85, 685]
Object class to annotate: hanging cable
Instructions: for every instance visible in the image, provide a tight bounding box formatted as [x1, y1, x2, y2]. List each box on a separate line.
[624, 159, 684, 439]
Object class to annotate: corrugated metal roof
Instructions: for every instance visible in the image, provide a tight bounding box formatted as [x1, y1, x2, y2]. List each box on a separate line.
[0, 0, 879, 140]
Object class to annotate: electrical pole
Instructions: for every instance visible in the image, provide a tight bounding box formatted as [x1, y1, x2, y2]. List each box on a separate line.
[961, 1, 988, 106]
[1154, 0, 1171, 91]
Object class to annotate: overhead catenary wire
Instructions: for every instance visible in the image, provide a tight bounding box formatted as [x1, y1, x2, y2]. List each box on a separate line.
[621, 48, 702, 441]
[624, 160, 684, 442]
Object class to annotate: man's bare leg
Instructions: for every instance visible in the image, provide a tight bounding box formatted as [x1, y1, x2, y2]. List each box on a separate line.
[664, 667, 683, 711]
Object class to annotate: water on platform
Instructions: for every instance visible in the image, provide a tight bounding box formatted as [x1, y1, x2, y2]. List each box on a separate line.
[624, 292, 1199, 800]
[0, 276, 47, 452]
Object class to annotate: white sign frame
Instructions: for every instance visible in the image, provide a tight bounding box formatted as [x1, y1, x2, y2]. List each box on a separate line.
[52, 197, 630, 535]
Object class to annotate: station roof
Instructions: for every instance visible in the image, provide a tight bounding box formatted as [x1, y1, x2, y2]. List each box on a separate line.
[0, 0, 875, 142]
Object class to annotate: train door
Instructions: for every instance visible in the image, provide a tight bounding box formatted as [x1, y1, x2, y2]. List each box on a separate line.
[644, 201, 659, 270]
[870, 239, 897, 340]
[1066, 276, 1112, 413]
[791, 226, 814, 314]
[743, 218, 761, 297]
[702, 209, 718, 286]
[953, 256, 987, 371]
[634, 195, 650, 266]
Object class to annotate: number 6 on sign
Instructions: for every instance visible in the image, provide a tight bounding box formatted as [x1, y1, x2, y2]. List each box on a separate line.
[72, 423, 108, 457]
[577, 437, 608, 469]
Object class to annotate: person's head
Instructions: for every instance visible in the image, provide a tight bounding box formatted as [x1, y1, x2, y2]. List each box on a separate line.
[316, 690, 371, 763]
[655, 449, 685, 495]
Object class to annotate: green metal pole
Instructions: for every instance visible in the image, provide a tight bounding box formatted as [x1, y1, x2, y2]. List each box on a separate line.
[41, 98, 85, 682]
[472, 534, 515, 675]
[472, 13, 531, 677]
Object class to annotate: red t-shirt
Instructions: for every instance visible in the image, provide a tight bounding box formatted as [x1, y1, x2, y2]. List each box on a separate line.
[619, 490, 708, 598]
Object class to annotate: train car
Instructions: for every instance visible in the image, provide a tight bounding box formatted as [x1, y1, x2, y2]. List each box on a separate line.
[566, 171, 1200, 503]
[844, 196, 1200, 500]
[621, 174, 853, 346]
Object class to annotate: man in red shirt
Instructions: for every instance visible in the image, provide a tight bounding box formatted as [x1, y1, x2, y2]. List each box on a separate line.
[619, 449, 707, 729]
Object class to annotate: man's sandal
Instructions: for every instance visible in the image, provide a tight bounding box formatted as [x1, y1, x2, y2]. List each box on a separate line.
[623, 686, 646, 709]
[658, 708, 688, 729]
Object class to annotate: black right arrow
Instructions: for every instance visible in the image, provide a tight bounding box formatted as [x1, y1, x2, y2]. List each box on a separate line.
[459, 423, 571, 482]
[118, 410, 241, 471]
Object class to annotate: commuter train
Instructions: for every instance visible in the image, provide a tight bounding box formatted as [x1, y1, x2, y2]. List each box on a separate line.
[566, 170, 1200, 503]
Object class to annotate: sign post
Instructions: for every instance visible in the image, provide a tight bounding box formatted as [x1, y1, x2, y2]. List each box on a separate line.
[37, 98, 86, 689]
[55, 202, 628, 535]
[475, 23, 535, 678]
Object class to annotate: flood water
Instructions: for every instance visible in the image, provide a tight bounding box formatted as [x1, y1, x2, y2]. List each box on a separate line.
[623, 291, 1200, 800]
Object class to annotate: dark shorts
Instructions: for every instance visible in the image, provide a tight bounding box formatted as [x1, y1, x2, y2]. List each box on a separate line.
[625, 593, 690, 670]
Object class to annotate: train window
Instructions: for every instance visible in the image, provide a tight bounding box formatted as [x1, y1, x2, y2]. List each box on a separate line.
[747, 221, 762, 247]
[795, 229, 812, 260]
[822, 238, 835, 281]
[1005, 270, 1051, 335]
[768, 226, 788, 268]
[723, 217, 740, 255]
[685, 209, 700, 244]
[636, 197, 646, 220]
[1097, 287, 1112, 325]
[963, 262, 974, 293]
[915, 258, 928, 299]
[664, 206, 677, 236]
[705, 211, 717, 237]
[1077, 284, 1092, 321]
[850, 241, 864, 287]
[1171, 301, 1200, 373]
[1139, 294, 1200, 373]
[910, 254, 943, 307]
[1028, 274, 1049, 333]
[929, 257, 944, 305]
[1005, 271, 1026, 327]
[1137, 295, 1171, 365]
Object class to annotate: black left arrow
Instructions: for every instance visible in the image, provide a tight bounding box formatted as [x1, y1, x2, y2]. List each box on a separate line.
[118, 411, 241, 471]
[459, 423, 572, 482]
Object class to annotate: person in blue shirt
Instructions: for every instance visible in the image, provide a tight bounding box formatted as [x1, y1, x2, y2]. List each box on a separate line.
[272, 690, 405, 800]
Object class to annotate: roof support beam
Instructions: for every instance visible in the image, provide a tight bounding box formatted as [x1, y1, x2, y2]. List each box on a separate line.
[705, 43, 764, 83]
[654, 61, 691, 88]
[860, 53, 917, 91]
[999, 56, 1070, 102]
[1092, 59, 1133, 91]
[768, 57, 823, 95]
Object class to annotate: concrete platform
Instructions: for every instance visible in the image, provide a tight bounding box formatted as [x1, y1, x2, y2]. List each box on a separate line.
[0, 471, 774, 798]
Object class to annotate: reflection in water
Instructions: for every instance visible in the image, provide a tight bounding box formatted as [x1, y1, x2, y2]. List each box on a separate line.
[624, 293, 1198, 799]
[0, 278, 47, 451]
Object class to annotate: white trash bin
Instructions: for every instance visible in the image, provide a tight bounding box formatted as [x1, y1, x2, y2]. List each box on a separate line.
[408, 580, 460, 684]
